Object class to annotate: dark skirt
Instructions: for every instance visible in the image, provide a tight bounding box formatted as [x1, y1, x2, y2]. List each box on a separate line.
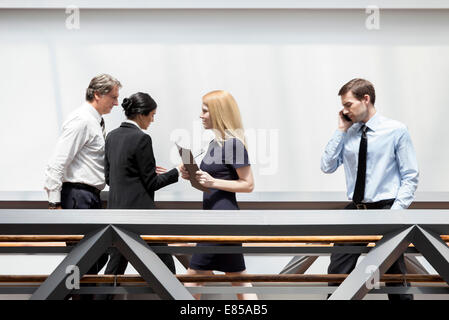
[189, 243, 246, 272]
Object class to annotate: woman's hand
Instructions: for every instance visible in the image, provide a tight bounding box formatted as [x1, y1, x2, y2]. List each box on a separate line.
[179, 164, 190, 180]
[195, 170, 216, 188]
[156, 166, 167, 175]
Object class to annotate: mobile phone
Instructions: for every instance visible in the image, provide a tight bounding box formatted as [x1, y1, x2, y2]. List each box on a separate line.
[342, 114, 352, 122]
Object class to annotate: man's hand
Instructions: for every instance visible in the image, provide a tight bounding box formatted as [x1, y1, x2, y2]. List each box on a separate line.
[48, 203, 62, 210]
[338, 110, 353, 132]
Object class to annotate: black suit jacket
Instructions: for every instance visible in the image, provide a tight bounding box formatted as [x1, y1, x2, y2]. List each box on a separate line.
[105, 122, 178, 209]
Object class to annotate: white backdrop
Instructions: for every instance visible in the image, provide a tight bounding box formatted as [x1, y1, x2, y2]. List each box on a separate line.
[1, 9, 449, 193]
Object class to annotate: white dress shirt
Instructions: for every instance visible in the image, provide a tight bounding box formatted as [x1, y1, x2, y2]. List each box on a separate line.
[321, 113, 419, 209]
[44, 102, 106, 202]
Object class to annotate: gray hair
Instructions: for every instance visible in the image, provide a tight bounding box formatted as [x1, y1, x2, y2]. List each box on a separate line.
[85, 74, 122, 101]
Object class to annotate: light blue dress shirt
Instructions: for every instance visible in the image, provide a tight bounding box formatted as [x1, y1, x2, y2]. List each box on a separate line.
[321, 113, 419, 209]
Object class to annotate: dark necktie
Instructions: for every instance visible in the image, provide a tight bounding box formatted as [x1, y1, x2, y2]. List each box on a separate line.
[353, 125, 368, 204]
[100, 118, 106, 140]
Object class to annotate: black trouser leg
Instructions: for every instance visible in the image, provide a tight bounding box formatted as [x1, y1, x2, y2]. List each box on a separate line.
[385, 254, 413, 300]
[61, 185, 109, 300]
[327, 201, 413, 300]
[104, 243, 176, 275]
[98, 248, 129, 300]
[327, 242, 364, 299]
[101, 243, 176, 300]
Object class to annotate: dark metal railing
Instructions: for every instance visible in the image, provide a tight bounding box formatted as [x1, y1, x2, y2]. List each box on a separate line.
[0, 209, 447, 300]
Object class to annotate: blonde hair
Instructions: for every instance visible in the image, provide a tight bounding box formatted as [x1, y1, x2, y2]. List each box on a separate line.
[202, 90, 246, 147]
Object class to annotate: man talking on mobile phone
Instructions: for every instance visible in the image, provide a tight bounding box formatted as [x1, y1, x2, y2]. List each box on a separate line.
[321, 78, 419, 300]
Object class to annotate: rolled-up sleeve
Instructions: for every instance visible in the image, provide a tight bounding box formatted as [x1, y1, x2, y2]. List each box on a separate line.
[321, 130, 346, 174]
[44, 119, 89, 202]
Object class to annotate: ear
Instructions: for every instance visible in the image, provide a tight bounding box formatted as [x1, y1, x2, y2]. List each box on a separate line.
[93, 91, 102, 101]
[363, 94, 371, 104]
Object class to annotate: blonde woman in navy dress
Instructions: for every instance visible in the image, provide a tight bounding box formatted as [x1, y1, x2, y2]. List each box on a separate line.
[180, 90, 257, 300]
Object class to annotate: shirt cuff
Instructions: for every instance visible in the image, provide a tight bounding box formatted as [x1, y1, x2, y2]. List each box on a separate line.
[391, 202, 405, 210]
[48, 190, 61, 203]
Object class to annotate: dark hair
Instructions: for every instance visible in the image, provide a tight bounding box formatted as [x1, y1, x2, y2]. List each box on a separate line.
[338, 78, 376, 105]
[122, 92, 157, 119]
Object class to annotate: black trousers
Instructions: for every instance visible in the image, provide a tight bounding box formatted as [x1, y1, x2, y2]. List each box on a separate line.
[105, 246, 175, 275]
[100, 245, 175, 300]
[327, 201, 413, 301]
[61, 183, 109, 299]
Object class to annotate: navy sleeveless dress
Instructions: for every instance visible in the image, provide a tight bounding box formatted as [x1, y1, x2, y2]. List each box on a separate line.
[189, 138, 250, 272]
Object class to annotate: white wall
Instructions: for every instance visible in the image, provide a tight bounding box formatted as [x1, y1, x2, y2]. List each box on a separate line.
[1, 9, 449, 194]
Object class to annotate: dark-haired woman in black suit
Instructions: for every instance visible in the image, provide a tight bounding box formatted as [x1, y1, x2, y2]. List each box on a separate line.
[104, 92, 181, 288]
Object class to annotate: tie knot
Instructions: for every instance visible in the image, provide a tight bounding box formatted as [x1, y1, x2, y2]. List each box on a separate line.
[100, 118, 105, 127]
[361, 124, 368, 133]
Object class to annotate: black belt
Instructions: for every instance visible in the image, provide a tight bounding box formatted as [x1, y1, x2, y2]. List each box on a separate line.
[352, 199, 395, 210]
[62, 182, 101, 196]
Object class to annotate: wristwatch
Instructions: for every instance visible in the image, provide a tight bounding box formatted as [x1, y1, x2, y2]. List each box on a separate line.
[48, 202, 61, 209]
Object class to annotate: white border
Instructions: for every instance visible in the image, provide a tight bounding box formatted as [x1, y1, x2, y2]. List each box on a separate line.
[1, 0, 449, 9]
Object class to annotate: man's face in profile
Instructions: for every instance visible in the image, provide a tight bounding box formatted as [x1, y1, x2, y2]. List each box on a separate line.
[95, 86, 119, 115]
[341, 91, 369, 123]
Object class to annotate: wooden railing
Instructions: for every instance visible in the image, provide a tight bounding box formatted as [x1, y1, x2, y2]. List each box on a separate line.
[0, 274, 443, 284]
[0, 235, 448, 242]
[0, 235, 446, 287]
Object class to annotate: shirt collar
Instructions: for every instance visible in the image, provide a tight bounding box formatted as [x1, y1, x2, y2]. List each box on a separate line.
[124, 119, 145, 131]
[354, 112, 381, 132]
[84, 102, 102, 123]
[364, 112, 382, 132]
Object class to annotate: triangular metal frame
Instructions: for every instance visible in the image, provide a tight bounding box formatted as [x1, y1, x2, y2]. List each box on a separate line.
[30, 225, 194, 300]
[329, 225, 449, 300]
[279, 255, 318, 274]
[111, 226, 193, 300]
[412, 226, 449, 285]
[28, 224, 449, 300]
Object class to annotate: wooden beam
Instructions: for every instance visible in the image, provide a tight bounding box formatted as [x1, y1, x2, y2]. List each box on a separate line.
[0, 235, 447, 243]
[0, 274, 444, 284]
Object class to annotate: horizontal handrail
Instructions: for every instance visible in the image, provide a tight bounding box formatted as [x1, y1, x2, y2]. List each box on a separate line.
[1, 210, 449, 237]
[0, 274, 443, 284]
[0, 235, 448, 243]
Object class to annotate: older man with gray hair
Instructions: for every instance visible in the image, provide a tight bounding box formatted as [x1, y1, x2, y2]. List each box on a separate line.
[44, 74, 121, 298]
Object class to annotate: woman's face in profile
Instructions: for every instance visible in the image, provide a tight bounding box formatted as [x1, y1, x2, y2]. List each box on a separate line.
[200, 104, 212, 129]
[141, 109, 156, 129]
